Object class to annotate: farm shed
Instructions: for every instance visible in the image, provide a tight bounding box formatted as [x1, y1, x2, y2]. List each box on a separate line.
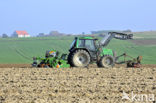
[12, 31, 30, 38]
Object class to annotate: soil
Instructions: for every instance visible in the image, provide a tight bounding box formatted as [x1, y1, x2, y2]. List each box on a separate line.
[0, 64, 155, 68]
[0, 65, 155, 102]
[0, 64, 32, 68]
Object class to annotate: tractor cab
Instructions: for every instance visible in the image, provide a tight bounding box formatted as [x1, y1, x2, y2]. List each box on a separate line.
[69, 37, 98, 52]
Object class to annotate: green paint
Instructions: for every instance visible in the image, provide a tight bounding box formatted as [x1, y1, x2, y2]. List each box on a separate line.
[100, 48, 113, 56]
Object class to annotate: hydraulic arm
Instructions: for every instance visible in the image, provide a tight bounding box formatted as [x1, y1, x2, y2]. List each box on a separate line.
[100, 32, 133, 47]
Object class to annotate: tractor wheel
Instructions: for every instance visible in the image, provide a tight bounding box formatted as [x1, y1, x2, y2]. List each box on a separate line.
[69, 50, 90, 67]
[97, 62, 101, 67]
[98, 55, 115, 68]
[67, 53, 73, 67]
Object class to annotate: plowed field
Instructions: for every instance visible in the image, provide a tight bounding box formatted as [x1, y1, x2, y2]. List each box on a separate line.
[0, 65, 155, 103]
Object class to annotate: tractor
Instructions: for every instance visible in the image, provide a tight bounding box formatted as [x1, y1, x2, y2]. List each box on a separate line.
[67, 32, 138, 68]
[32, 32, 142, 68]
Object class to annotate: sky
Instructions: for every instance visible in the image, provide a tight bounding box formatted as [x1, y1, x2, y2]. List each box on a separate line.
[0, 0, 156, 36]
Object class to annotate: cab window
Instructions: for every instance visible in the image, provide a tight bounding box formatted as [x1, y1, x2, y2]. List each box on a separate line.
[85, 40, 96, 51]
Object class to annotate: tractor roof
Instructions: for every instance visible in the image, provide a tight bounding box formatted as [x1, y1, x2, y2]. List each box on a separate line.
[76, 36, 98, 40]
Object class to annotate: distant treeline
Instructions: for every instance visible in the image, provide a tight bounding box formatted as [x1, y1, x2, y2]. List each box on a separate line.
[91, 29, 132, 34]
[37, 31, 72, 37]
[37, 29, 132, 37]
[0, 29, 132, 38]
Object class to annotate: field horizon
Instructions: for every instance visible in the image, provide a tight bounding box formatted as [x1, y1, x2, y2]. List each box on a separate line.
[0, 31, 156, 64]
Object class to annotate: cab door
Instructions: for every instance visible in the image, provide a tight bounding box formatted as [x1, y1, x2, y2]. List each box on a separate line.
[84, 40, 97, 59]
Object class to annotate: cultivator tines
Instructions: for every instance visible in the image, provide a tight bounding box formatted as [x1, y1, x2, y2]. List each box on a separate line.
[127, 56, 142, 68]
[40, 63, 46, 68]
[127, 62, 141, 68]
[115, 53, 142, 68]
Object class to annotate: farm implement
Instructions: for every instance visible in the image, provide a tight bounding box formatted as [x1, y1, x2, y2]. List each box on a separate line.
[115, 53, 142, 68]
[32, 32, 142, 68]
[32, 50, 70, 68]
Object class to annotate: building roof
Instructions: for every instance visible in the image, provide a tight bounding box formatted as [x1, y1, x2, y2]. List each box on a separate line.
[15, 31, 29, 35]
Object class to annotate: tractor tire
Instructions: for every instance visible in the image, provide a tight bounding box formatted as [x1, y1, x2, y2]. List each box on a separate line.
[68, 52, 75, 67]
[97, 62, 101, 67]
[68, 50, 90, 67]
[67, 53, 73, 66]
[98, 55, 115, 68]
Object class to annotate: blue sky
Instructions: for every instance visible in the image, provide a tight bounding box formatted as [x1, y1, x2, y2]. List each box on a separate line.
[0, 0, 156, 35]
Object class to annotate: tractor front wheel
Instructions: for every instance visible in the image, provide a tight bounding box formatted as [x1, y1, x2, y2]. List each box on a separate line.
[98, 55, 115, 68]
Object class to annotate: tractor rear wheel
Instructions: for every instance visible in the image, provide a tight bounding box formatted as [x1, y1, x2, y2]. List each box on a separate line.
[68, 50, 90, 67]
[98, 55, 115, 68]
[67, 53, 73, 66]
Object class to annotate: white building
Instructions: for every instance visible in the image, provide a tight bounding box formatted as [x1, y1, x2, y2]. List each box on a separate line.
[12, 31, 30, 38]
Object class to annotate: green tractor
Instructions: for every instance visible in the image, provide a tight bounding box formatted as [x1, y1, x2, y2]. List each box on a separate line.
[68, 32, 134, 68]
[32, 32, 142, 68]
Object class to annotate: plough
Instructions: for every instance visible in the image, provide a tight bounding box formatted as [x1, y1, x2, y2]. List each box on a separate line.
[115, 53, 142, 68]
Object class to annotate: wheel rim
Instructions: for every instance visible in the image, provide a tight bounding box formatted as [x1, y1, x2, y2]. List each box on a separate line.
[74, 53, 89, 66]
[103, 57, 113, 67]
[105, 58, 111, 65]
